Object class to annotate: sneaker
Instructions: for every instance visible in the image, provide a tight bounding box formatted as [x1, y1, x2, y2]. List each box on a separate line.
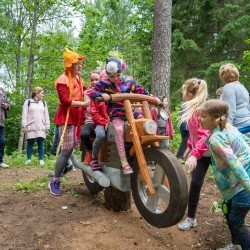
[39, 160, 45, 165]
[90, 160, 102, 171]
[216, 243, 242, 250]
[122, 165, 134, 175]
[178, 217, 197, 231]
[48, 179, 61, 196]
[83, 151, 92, 164]
[25, 159, 31, 165]
[0, 162, 9, 168]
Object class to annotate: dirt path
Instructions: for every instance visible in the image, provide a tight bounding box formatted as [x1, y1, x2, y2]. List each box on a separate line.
[0, 167, 232, 249]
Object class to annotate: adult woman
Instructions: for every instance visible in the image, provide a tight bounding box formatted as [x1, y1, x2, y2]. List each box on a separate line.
[220, 63, 250, 133]
[21, 87, 50, 165]
[48, 47, 89, 196]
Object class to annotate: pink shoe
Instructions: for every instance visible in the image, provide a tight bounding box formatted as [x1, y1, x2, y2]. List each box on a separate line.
[122, 165, 133, 175]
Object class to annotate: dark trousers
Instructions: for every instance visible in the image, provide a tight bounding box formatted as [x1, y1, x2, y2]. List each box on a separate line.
[80, 123, 95, 151]
[188, 156, 211, 218]
[51, 130, 60, 156]
[0, 127, 5, 163]
[26, 137, 44, 160]
[225, 190, 250, 249]
[176, 134, 189, 159]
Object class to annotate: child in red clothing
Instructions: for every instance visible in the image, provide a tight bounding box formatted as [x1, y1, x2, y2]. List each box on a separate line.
[81, 70, 110, 170]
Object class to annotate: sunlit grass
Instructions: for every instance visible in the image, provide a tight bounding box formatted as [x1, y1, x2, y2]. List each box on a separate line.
[13, 176, 69, 193]
[3, 149, 83, 193]
[4, 151, 55, 170]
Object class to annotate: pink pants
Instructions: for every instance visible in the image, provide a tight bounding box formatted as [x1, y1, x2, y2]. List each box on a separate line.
[111, 118, 126, 159]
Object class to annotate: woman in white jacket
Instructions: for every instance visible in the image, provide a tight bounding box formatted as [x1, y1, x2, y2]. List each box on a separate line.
[21, 87, 50, 165]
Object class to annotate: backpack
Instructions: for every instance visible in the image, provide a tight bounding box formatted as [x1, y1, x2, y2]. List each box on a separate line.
[28, 99, 46, 108]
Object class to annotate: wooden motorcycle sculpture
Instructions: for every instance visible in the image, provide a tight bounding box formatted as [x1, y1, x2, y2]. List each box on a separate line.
[70, 93, 188, 228]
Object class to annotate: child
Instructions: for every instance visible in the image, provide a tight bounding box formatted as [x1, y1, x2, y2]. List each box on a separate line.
[87, 57, 161, 175]
[215, 87, 223, 99]
[151, 96, 174, 148]
[81, 70, 109, 170]
[177, 78, 211, 231]
[200, 99, 250, 250]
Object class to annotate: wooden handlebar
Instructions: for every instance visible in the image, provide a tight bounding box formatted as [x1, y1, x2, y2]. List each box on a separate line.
[109, 93, 160, 106]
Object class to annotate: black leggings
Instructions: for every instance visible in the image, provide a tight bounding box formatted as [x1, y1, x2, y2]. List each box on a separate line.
[80, 123, 95, 151]
[188, 156, 211, 218]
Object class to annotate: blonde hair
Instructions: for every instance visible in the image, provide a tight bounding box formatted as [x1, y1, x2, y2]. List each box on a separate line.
[219, 63, 239, 84]
[180, 78, 208, 123]
[200, 99, 229, 130]
[31, 87, 43, 98]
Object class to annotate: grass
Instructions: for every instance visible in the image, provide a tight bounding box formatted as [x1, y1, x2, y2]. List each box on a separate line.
[4, 149, 84, 195]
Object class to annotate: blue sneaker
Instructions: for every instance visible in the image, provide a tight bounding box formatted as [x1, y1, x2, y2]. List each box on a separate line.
[48, 179, 61, 196]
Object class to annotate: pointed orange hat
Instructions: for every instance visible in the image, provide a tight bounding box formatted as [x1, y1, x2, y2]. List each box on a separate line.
[63, 47, 81, 68]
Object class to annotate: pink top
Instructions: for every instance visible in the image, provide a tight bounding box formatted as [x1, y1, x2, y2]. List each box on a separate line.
[187, 111, 210, 159]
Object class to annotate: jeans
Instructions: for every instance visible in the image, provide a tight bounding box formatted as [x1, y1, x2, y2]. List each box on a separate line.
[51, 130, 60, 156]
[0, 127, 5, 163]
[92, 125, 106, 160]
[225, 190, 250, 250]
[26, 137, 44, 160]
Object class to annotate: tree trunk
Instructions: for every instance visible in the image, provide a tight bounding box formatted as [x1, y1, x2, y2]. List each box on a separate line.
[18, 130, 25, 153]
[151, 0, 172, 101]
[18, 1, 39, 153]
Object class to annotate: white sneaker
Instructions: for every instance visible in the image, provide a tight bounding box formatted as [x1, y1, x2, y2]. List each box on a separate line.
[216, 243, 242, 250]
[25, 159, 31, 165]
[178, 217, 197, 231]
[0, 162, 9, 168]
[39, 160, 45, 165]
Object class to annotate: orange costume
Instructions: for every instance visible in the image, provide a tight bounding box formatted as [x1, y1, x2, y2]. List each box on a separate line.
[54, 48, 87, 139]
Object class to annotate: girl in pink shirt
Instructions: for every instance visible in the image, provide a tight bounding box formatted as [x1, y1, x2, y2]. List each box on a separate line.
[177, 78, 211, 231]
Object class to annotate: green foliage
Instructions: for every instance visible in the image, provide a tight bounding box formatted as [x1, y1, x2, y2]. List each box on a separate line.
[169, 105, 182, 152]
[13, 176, 50, 192]
[78, 0, 153, 87]
[13, 176, 69, 193]
[171, 0, 250, 105]
[241, 39, 250, 87]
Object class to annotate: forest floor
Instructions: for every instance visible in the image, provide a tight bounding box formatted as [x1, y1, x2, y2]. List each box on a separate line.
[0, 165, 246, 250]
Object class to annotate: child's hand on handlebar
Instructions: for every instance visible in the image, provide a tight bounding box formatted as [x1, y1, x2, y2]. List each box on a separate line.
[102, 93, 112, 102]
[155, 97, 162, 106]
